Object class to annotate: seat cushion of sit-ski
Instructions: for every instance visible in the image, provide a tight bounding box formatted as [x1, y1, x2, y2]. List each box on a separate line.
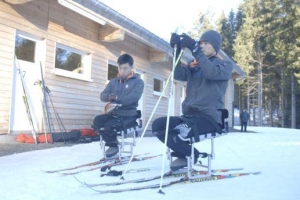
[112, 121, 138, 131]
[199, 131, 225, 140]
[177, 131, 226, 143]
[123, 121, 138, 130]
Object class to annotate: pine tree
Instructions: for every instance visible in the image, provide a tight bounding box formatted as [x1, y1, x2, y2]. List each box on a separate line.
[218, 10, 236, 58]
[266, 0, 300, 128]
[234, 0, 300, 128]
[189, 10, 216, 38]
[234, 0, 267, 126]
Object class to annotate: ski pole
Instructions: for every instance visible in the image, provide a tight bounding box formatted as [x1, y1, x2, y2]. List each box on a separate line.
[34, 80, 49, 144]
[158, 41, 179, 194]
[46, 87, 67, 143]
[41, 99, 48, 143]
[39, 62, 53, 143]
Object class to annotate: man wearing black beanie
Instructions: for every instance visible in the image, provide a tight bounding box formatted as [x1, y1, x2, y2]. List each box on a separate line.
[152, 30, 233, 171]
[199, 30, 222, 54]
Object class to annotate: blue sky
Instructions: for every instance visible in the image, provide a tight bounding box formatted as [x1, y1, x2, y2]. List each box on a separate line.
[98, 0, 243, 40]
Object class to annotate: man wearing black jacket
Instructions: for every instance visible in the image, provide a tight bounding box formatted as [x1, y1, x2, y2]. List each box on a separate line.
[93, 54, 144, 158]
[152, 30, 233, 171]
[240, 108, 250, 132]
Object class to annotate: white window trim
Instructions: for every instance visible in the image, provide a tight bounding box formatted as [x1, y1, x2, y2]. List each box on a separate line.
[53, 43, 93, 82]
[106, 60, 118, 84]
[15, 31, 46, 65]
[153, 77, 167, 97]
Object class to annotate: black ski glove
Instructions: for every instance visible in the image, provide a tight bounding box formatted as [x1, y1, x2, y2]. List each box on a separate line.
[108, 94, 118, 101]
[170, 33, 181, 48]
[179, 34, 199, 53]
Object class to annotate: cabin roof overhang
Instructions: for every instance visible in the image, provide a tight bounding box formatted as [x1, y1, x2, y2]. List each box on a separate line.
[4, 0, 34, 4]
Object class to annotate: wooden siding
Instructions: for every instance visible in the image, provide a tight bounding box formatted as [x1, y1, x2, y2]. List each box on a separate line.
[0, 20, 15, 133]
[0, 0, 173, 134]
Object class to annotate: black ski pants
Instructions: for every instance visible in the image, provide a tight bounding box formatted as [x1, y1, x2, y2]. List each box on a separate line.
[241, 122, 248, 132]
[152, 116, 217, 160]
[93, 114, 136, 146]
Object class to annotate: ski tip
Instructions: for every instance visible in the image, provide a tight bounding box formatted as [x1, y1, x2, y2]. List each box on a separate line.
[246, 171, 262, 175]
[158, 189, 165, 195]
[253, 171, 262, 175]
[41, 170, 56, 173]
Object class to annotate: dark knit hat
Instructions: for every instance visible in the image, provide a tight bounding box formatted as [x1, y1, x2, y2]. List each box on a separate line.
[200, 30, 222, 53]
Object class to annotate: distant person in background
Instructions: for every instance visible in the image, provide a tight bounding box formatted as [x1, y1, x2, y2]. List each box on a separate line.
[240, 108, 250, 132]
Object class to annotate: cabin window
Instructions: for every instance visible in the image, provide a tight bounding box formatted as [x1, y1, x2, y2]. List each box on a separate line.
[153, 78, 166, 96]
[54, 44, 92, 81]
[15, 35, 36, 63]
[107, 63, 118, 80]
[14, 31, 46, 67]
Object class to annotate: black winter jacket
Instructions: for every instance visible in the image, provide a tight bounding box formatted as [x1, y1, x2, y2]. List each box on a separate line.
[100, 73, 144, 116]
[174, 49, 233, 124]
[240, 111, 250, 123]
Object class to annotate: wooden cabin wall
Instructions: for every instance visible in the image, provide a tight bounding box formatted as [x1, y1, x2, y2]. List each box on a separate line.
[0, 0, 180, 134]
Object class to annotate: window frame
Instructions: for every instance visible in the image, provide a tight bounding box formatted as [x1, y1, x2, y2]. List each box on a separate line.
[153, 77, 166, 96]
[53, 43, 92, 82]
[106, 60, 118, 84]
[14, 31, 45, 65]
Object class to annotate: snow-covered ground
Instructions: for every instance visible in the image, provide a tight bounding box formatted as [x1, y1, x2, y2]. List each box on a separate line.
[1, 126, 300, 200]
